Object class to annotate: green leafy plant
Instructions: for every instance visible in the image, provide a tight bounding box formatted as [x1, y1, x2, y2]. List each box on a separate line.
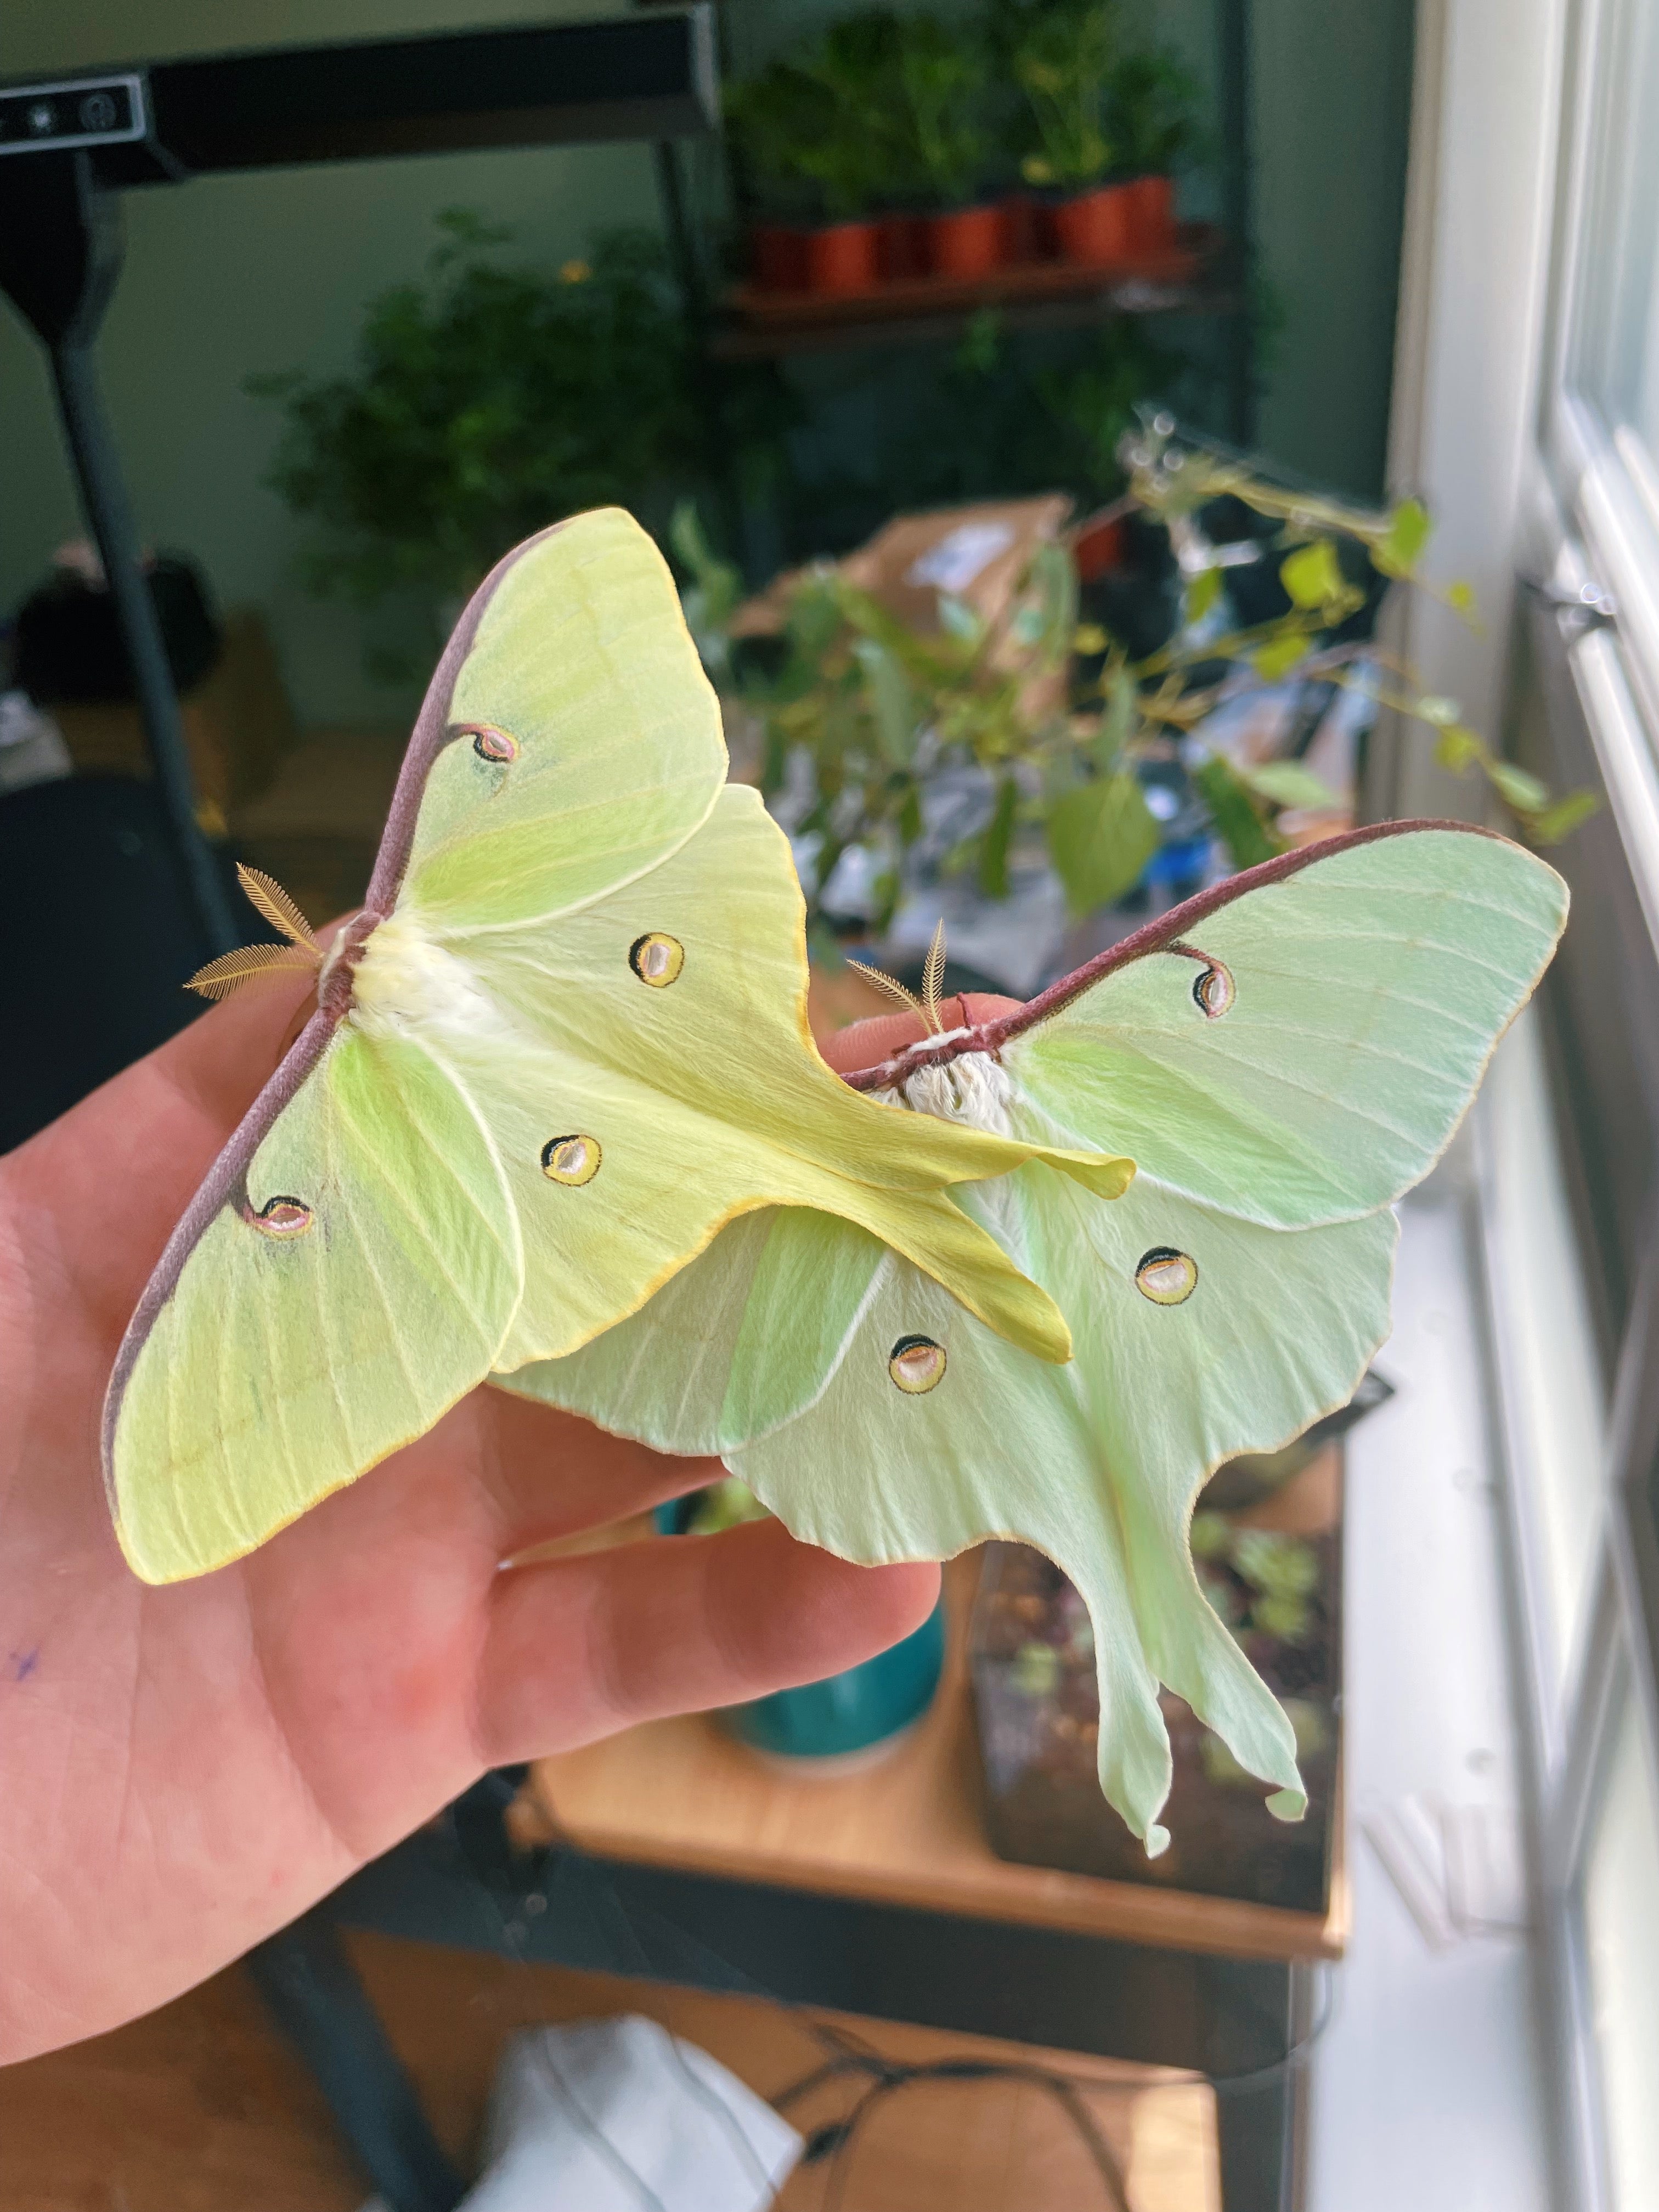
[893, 13, 995, 208]
[1008, 0, 1118, 191]
[250, 216, 710, 613]
[1119, 423, 1599, 847]
[724, 14, 911, 223]
[680, 415, 1594, 939]
[1107, 44, 1203, 173]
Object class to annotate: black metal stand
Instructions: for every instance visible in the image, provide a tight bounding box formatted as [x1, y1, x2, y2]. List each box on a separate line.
[247, 1911, 466, 2212]
[0, 12, 719, 966]
[1217, 0, 1256, 447]
[0, 150, 236, 957]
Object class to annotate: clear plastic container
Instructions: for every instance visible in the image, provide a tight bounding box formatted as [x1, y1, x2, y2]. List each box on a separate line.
[969, 1478, 1341, 1912]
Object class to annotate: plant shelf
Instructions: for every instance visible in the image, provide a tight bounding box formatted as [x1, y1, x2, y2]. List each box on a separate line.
[710, 225, 1229, 359]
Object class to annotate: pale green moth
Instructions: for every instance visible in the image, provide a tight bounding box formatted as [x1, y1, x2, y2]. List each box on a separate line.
[103, 511, 1133, 1585]
[508, 825, 1568, 1849]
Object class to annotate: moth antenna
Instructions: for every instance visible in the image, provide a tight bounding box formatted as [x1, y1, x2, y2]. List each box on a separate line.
[185, 942, 320, 1002]
[844, 957, 930, 1025]
[235, 865, 319, 951]
[921, 919, 949, 1033]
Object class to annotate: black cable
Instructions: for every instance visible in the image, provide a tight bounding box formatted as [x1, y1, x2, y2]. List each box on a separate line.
[770, 2022, 1133, 2212]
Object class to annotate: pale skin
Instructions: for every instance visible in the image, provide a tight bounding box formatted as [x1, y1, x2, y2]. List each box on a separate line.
[0, 956, 1016, 2067]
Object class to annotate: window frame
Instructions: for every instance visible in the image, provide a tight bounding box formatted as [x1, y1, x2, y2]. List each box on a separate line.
[1460, 0, 1659, 2199]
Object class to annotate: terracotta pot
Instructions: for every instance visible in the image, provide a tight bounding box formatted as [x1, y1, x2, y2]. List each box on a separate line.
[998, 192, 1047, 266]
[749, 222, 808, 292]
[805, 219, 881, 295]
[1048, 181, 1137, 268]
[876, 211, 928, 280]
[1128, 173, 1176, 253]
[924, 202, 1006, 279]
[1072, 514, 1126, 582]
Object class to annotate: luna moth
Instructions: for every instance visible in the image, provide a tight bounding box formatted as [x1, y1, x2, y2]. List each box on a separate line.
[103, 510, 1135, 1585]
[508, 823, 1568, 1848]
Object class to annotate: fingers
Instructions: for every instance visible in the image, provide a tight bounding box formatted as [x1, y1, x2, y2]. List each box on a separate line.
[469, 1386, 718, 1558]
[473, 1516, 941, 1764]
[818, 991, 1023, 1077]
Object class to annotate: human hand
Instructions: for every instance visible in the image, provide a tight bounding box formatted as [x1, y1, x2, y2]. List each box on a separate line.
[0, 971, 946, 2062]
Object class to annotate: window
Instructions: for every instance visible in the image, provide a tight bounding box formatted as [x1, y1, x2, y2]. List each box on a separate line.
[1577, 1668, 1659, 2211]
[1549, 0, 1659, 733]
[1486, 0, 1659, 2203]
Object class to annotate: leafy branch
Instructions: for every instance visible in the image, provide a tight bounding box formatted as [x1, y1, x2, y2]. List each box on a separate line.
[677, 416, 1595, 935]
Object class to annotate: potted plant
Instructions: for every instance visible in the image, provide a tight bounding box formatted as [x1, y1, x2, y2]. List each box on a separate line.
[890, 13, 1003, 279]
[726, 19, 907, 296]
[721, 61, 825, 292]
[1107, 43, 1201, 253]
[1008, 0, 1133, 268]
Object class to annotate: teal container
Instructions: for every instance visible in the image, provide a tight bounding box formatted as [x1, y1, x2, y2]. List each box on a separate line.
[656, 1495, 946, 1761]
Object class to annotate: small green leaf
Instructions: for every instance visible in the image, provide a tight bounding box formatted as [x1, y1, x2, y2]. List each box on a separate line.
[979, 775, 1019, 899]
[1073, 622, 1108, 655]
[1046, 772, 1160, 917]
[1186, 566, 1223, 622]
[1242, 760, 1340, 811]
[1445, 579, 1478, 620]
[1376, 496, 1432, 577]
[853, 639, 917, 767]
[1252, 632, 1308, 682]
[1279, 540, 1345, 612]
[1522, 789, 1599, 844]
[1189, 752, 1280, 870]
[936, 593, 985, 646]
[1433, 725, 1483, 772]
[1092, 664, 1138, 775]
[1488, 760, 1551, 812]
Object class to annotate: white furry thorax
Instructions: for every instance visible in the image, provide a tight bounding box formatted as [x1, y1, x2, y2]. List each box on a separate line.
[874, 1043, 1015, 1134]
[348, 911, 501, 1043]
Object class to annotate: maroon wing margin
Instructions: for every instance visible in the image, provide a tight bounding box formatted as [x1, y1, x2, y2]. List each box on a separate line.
[839, 817, 1514, 1094]
[98, 519, 578, 1504]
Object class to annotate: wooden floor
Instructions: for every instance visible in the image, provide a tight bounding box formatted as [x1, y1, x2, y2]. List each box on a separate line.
[0, 1932, 1219, 2211]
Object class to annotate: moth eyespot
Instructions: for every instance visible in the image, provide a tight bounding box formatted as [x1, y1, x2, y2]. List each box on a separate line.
[1135, 1248, 1197, 1305]
[541, 1133, 601, 1186]
[250, 1195, 313, 1238]
[464, 724, 519, 764]
[1192, 960, 1235, 1018]
[888, 1334, 946, 1393]
[629, 932, 685, 988]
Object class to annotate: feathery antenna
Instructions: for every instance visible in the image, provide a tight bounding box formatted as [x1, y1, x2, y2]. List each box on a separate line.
[184, 867, 323, 1000]
[236, 865, 318, 950]
[845, 923, 952, 1036]
[185, 942, 321, 1001]
[921, 919, 948, 1032]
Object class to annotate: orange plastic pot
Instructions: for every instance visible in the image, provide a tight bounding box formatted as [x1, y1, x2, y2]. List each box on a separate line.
[877, 212, 928, 280]
[805, 219, 881, 295]
[924, 203, 1006, 279]
[749, 223, 808, 292]
[1128, 173, 1176, 253]
[998, 193, 1046, 266]
[1048, 182, 1136, 268]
